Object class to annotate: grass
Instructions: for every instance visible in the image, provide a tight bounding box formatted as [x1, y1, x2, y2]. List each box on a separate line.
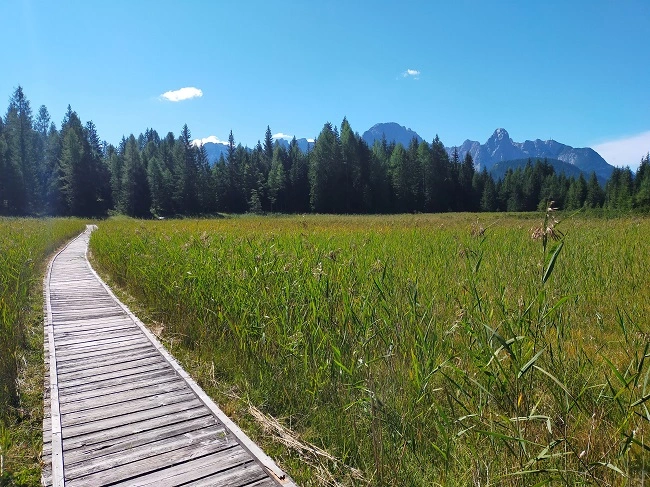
[0, 218, 86, 486]
[82, 212, 649, 485]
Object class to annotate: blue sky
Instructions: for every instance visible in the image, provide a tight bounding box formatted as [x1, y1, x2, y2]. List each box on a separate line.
[2, 0, 649, 168]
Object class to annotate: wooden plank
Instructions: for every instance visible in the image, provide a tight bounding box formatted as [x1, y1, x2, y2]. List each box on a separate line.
[60, 391, 197, 426]
[57, 355, 165, 381]
[110, 447, 257, 487]
[58, 368, 175, 396]
[63, 405, 212, 451]
[54, 326, 136, 343]
[55, 338, 152, 358]
[55, 342, 152, 365]
[54, 335, 150, 353]
[51, 316, 133, 328]
[62, 399, 205, 439]
[63, 415, 222, 465]
[53, 329, 144, 347]
[52, 320, 133, 333]
[59, 379, 187, 414]
[181, 461, 269, 487]
[57, 361, 172, 389]
[64, 425, 235, 482]
[58, 373, 177, 404]
[56, 349, 160, 374]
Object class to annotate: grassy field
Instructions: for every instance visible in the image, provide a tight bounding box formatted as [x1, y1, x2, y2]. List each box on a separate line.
[0, 218, 86, 486]
[85, 212, 649, 486]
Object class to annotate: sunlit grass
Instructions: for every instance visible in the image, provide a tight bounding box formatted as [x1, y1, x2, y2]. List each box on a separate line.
[89, 213, 650, 485]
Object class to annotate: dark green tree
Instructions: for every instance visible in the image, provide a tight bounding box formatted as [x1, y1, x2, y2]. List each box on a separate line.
[309, 122, 341, 213]
[584, 172, 605, 208]
[119, 135, 150, 217]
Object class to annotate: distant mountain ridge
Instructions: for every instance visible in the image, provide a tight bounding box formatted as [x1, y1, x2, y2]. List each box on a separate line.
[199, 122, 615, 183]
[362, 123, 615, 182]
[200, 137, 314, 164]
[362, 122, 423, 147]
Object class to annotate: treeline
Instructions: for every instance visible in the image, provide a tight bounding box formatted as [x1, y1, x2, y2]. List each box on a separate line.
[1, 86, 650, 217]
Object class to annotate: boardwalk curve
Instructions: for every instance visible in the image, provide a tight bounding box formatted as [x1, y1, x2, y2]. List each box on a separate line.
[42, 226, 296, 487]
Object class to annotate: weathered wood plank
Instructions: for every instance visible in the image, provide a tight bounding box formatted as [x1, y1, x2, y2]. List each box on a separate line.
[63, 415, 222, 465]
[54, 334, 149, 352]
[56, 349, 160, 374]
[64, 425, 235, 482]
[53, 329, 144, 347]
[181, 461, 269, 487]
[58, 373, 177, 404]
[62, 399, 205, 439]
[61, 391, 197, 426]
[110, 448, 257, 487]
[57, 361, 172, 389]
[55, 342, 153, 365]
[62, 406, 212, 451]
[57, 355, 165, 381]
[59, 379, 187, 414]
[55, 338, 151, 356]
[58, 368, 176, 396]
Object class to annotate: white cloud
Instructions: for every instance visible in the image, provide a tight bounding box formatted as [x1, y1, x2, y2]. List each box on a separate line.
[402, 68, 420, 79]
[160, 87, 203, 102]
[592, 131, 650, 169]
[192, 135, 227, 147]
[307, 138, 315, 143]
[273, 132, 293, 140]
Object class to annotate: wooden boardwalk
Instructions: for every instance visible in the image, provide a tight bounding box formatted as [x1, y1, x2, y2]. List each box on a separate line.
[42, 226, 296, 487]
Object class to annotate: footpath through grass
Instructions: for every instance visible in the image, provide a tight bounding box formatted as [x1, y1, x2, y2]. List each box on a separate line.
[0, 218, 85, 486]
[89, 213, 650, 486]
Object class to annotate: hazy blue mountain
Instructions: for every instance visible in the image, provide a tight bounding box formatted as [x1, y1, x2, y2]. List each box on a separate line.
[451, 128, 614, 181]
[201, 141, 230, 163]
[361, 122, 423, 147]
[201, 138, 315, 164]
[273, 137, 315, 153]
[361, 123, 615, 182]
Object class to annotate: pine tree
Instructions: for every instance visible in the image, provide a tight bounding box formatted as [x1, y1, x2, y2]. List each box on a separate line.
[634, 154, 650, 209]
[459, 152, 476, 211]
[119, 135, 150, 217]
[3, 96, 30, 213]
[59, 122, 84, 215]
[267, 146, 287, 211]
[263, 125, 274, 166]
[584, 172, 605, 208]
[340, 117, 362, 212]
[288, 137, 310, 212]
[32, 105, 51, 212]
[480, 171, 498, 211]
[309, 122, 340, 212]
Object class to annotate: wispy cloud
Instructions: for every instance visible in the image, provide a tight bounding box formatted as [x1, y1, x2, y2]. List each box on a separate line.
[273, 132, 293, 140]
[191, 135, 227, 147]
[402, 68, 421, 80]
[592, 130, 650, 169]
[160, 87, 203, 102]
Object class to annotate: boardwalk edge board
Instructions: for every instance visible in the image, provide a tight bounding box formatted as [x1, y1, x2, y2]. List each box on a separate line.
[54, 225, 298, 486]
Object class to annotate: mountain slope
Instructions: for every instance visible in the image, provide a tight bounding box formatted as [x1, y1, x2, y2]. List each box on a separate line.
[454, 128, 614, 181]
[361, 122, 423, 147]
[361, 123, 615, 181]
[489, 158, 585, 181]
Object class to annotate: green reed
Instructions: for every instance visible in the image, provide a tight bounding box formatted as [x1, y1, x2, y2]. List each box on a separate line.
[90, 214, 650, 485]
